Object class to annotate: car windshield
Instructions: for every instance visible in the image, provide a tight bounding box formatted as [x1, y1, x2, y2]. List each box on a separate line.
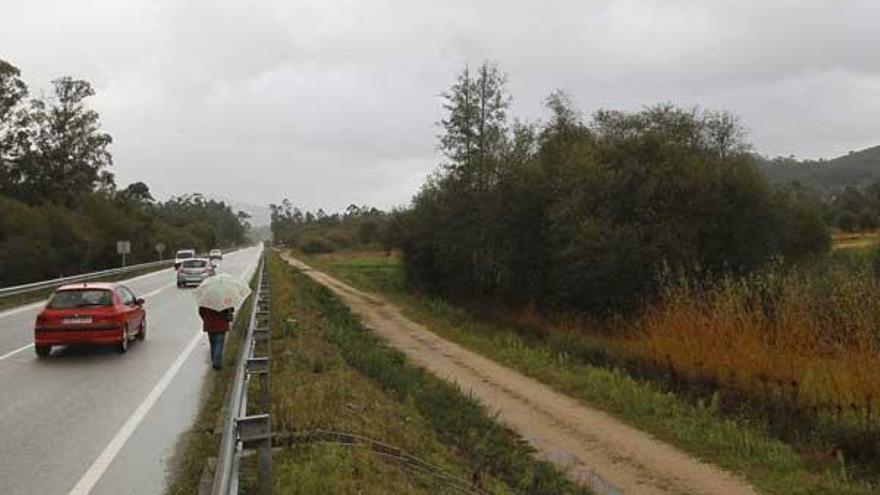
[177, 251, 194, 259]
[182, 259, 208, 268]
[48, 289, 113, 309]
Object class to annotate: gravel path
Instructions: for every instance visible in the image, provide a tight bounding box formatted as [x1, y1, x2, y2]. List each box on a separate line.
[282, 253, 759, 495]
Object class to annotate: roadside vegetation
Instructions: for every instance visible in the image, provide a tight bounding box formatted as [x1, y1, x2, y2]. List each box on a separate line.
[261, 251, 584, 494]
[267, 62, 879, 493]
[0, 57, 250, 287]
[269, 200, 398, 255]
[303, 252, 878, 494]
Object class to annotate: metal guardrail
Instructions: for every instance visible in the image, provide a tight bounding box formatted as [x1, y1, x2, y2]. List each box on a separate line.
[212, 250, 272, 495]
[0, 259, 173, 299]
[0, 246, 248, 300]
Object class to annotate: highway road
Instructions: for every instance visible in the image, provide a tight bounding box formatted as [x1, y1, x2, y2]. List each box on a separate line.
[0, 246, 262, 495]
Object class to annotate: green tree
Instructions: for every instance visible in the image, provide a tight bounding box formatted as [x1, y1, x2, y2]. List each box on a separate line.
[9, 77, 114, 204]
[0, 59, 29, 196]
[400, 65, 830, 316]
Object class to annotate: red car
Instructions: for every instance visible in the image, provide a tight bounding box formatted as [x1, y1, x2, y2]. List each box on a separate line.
[34, 282, 146, 357]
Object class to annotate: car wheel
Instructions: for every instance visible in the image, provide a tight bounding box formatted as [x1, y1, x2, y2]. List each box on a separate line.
[35, 345, 51, 358]
[136, 318, 146, 341]
[118, 331, 129, 354]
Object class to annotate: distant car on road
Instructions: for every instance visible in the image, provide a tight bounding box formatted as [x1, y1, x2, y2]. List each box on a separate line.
[209, 249, 223, 260]
[177, 258, 215, 287]
[174, 249, 196, 269]
[34, 283, 146, 357]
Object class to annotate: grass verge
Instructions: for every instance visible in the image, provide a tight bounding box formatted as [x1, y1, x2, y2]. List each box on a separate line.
[265, 251, 585, 494]
[302, 251, 879, 495]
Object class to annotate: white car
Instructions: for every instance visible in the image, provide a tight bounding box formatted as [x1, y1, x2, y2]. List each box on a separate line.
[209, 249, 223, 261]
[174, 249, 196, 269]
[177, 258, 216, 287]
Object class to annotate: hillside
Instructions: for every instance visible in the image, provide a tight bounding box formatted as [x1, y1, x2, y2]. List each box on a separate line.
[761, 145, 880, 193]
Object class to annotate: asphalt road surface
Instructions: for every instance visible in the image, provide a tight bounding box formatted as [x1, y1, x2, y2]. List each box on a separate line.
[0, 246, 262, 495]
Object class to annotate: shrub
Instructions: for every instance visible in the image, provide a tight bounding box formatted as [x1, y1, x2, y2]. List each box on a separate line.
[299, 236, 338, 254]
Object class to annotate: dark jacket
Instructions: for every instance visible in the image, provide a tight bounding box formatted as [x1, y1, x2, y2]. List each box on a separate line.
[198, 307, 233, 333]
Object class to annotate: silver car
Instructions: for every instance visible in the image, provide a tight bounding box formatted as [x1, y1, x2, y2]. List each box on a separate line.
[176, 258, 215, 287]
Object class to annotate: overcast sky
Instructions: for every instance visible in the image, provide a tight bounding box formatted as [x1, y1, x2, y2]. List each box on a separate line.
[2, 0, 878, 212]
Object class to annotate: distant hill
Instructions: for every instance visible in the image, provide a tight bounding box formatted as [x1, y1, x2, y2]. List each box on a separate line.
[760, 145, 880, 194]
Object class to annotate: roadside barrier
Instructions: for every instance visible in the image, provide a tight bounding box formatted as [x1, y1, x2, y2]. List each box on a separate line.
[211, 251, 272, 495]
[0, 246, 246, 299]
[0, 260, 172, 299]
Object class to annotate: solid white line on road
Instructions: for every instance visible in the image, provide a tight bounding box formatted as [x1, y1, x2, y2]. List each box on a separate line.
[0, 343, 33, 362]
[0, 266, 175, 321]
[141, 282, 176, 299]
[121, 267, 173, 284]
[68, 329, 204, 495]
[0, 300, 47, 319]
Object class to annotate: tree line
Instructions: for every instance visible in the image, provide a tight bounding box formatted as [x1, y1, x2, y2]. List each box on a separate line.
[269, 199, 397, 254]
[0, 58, 249, 286]
[394, 63, 829, 315]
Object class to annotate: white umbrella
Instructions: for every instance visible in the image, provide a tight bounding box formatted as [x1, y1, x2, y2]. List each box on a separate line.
[193, 273, 252, 311]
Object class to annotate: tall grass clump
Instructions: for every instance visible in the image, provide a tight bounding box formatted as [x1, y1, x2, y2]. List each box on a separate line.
[626, 257, 880, 473]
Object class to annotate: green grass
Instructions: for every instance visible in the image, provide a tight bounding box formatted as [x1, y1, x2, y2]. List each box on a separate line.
[303, 251, 879, 495]
[265, 252, 585, 494]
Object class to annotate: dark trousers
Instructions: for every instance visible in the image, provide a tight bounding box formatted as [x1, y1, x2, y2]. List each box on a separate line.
[208, 332, 225, 369]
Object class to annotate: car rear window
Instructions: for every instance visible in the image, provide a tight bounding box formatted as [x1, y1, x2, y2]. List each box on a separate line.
[182, 259, 208, 268]
[176, 251, 194, 259]
[48, 289, 113, 309]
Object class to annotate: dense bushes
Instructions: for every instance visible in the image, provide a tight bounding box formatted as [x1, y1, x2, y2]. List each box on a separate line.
[0, 190, 248, 285]
[398, 64, 830, 315]
[270, 200, 397, 254]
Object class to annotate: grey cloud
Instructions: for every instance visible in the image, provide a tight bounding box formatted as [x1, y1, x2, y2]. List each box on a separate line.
[2, 0, 878, 213]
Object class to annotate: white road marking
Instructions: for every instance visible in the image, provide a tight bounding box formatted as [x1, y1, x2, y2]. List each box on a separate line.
[141, 282, 176, 299]
[0, 300, 47, 319]
[67, 250, 259, 493]
[0, 267, 174, 321]
[68, 329, 203, 495]
[0, 343, 33, 361]
[119, 267, 173, 284]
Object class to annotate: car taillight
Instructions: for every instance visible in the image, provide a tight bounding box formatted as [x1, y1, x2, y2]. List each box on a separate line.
[36, 314, 47, 324]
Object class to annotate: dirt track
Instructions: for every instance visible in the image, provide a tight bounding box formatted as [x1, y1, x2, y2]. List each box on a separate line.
[281, 253, 758, 495]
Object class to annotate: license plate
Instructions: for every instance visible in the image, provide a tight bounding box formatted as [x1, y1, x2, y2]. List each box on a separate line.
[63, 317, 92, 325]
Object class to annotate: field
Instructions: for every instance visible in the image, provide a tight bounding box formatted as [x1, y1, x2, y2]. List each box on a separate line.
[303, 250, 880, 494]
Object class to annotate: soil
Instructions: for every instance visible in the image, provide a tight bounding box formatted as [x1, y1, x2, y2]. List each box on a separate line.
[281, 253, 758, 495]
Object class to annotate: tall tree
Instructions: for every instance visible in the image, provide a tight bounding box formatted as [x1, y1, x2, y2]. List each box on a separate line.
[14, 77, 114, 204]
[0, 59, 29, 196]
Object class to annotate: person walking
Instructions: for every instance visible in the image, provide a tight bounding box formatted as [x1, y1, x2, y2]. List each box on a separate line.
[198, 306, 233, 370]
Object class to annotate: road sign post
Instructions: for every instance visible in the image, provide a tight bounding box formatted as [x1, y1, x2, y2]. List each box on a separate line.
[155, 243, 165, 261]
[117, 241, 131, 267]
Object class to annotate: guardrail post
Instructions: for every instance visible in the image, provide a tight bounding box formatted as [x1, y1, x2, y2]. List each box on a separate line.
[237, 414, 272, 495]
[246, 357, 271, 412]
